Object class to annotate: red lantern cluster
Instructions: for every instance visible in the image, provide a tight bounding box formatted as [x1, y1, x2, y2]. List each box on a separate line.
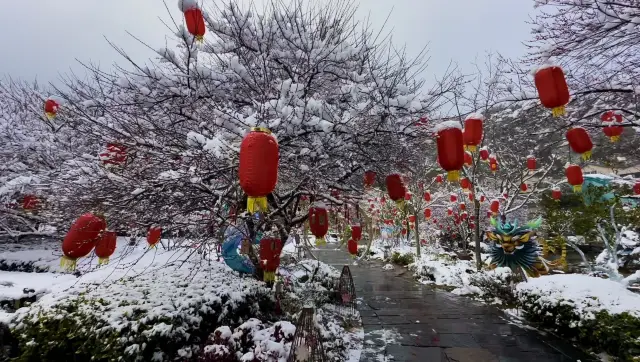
[436, 122, 464, 181]
[260, 238, 283, 282]
[566, 127, 593, 161]
[601, 111, 624, 143]
[181, 1, 206, 41]
[463, 114, 484, 152]
[100, 143, 127, 166]
[534, 65, 570, 117]
[566, 164, 584, 193]
[309, 204, 329, 245]
[44, 99, 59, 119]
[147, 227, 162, 247]
[61, 213, 107, 270]
[95, 231, 117, 265]
[239, 128, 279, 213]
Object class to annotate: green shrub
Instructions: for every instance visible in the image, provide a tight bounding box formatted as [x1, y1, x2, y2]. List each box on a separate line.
[391, 252, 414, 266]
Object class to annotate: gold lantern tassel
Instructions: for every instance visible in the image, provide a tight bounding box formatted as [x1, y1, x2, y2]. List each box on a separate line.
[60, 256, 77, 271]
[447, 170, 460, 182]
[45, 112, 56, 120]
[98, 257, 110, 265]
[581, 151, 592, 161]
[263, 271, 275, 282]
[196, 35, 204, 42]
[573, 184, 582, 193]
[610, 136, 620, 143]
[395, 199, 405, 211]
[552, 106, 566, 117]
[315, 237, 326, 246]
[149, 243, 158, 249]
[247, 196, 268, 214]
[467, 145, 477, 153]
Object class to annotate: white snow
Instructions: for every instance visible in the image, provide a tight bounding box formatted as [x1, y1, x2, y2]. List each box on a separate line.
[433, 120, 462, 133]
[464, 113, 485, 121]
[178, 0, 199, 12]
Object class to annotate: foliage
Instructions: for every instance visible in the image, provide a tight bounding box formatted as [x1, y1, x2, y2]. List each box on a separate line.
[390, 251, 414, 266]
[468, 267, 521, 307]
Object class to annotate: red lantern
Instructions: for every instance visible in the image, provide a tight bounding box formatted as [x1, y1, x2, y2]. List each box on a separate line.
[469, 223, 475, 229]
[527, 156, 536, 172]
[347, 239, 358, 256]
[436, 123, 465, 181]
[565, 127, 593, 161]
[464, 151, 473, 166]
[100, 143, 127, 166]
[450, 193, 458, 203]
[147, 227, 162, 247]
[468, 193, 474, 201]
[408, 215, 416, 223]
[486, 211, 492, 218]
[489, 154, 498, 172]
[633, 182, 640, 195]
[239, 128, 279, 213]
[601, 110, 624, 143]
[95, 231, 117, 265]
[461, 212, 468, 221]
[309, 204, 329, 245]
[463, 114, 484, 152]
[183, 7, 206, 41]
[424, 208, 432, 219]
[480, 195, 486, 202]
[433, 218, 438, 224]
[435, 174, 443, 184]
[520, 183, 528, 192]
[423, 192, 431, 202]
[22, 195, 39, 210]
[460, 177, 471, 192]
[364, 170, 377, 188]
[44, 99, 59, 119]
[479, 147, 489, 162]
[566, 165, 584, 193]
[534, 65, 570, 117]
[447, 207, 453, 216]
[404, 192, 412, 201]
[459, 203, 466, 211]
[401, 228, 407, 236]
[61, 213, 107, 270]
[490, 200, 500, 216]
[351, 224, 362, 241]
[386, 174, 406, 208]
[552, 188, 562, 201]
[259, 238, 283, 282]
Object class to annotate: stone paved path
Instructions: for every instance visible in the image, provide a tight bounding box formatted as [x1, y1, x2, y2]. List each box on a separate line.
[314, 247, 596, 362]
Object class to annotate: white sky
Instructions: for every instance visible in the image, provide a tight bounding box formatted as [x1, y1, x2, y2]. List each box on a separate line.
[0, 0, 532, 85]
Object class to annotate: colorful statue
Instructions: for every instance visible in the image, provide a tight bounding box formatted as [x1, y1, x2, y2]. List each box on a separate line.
[485, 217, 565, 278]
[221, 224, 262, 275]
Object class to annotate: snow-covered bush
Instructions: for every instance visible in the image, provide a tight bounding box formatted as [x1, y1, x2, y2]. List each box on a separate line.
[390, 251, 414, 266]
[516, 274, 640, 360]
[279, 259, 340, 311]
[467, 267, 520, 306]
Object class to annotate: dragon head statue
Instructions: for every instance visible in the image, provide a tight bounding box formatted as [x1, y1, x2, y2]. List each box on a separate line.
[485, 217, 542, 270]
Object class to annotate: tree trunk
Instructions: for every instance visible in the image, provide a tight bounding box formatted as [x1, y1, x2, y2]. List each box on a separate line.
[474, 199, 482, 271]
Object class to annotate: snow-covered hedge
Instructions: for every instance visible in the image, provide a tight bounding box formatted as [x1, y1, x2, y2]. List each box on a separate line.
[10, 260, 273, 361]
[516, 274, 640, 360]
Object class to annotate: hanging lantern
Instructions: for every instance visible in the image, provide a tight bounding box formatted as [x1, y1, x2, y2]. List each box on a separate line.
[351, 224, 362, 241]
[380, 197, 386, 204]
[401, 228, 407, 236]
[22, 195, 39, 210]
[489, 154, 498, 173]
[480, 195, 486, 202]
[404, 192, 412, 201]
[552, 188, 562, 201]
[470, 215, 476, 221]
[460, 177, 471, 192]
[61, 213, 106, 270]
[461, 212, 468, 221]
[566, 164, 584, 193]
[100, 143, 128, 166]
[527, 155, 537, 172]
[239, 127, 279, 214]
[44, 99, 59, 119]
[180, 1, 206, 41]
[450, 193, 458, 203]
[435, 174, 443, 184]
[259, 238, 283, 282]
[432, 218, 438, 224]
[469, 223, 475, 229]
[447, 207, 453, 216]
[347, 239, 358, 256]
[534, 65, 570, 117]
[424, 208, 432, 219]
[490, 200, 500, 216]
[147, 227, 162, 247]
[479, 147, 489, 162]
[408, 215, 416, 224]
[464, 151, 473, 166]
[601, 111, 624, 143]
[468, 193, 474, 201]
[364, 170, 377, 188]
[566, 127, 593, 161]
[459, 203, 466, 211]
[633, 182, 640, 195]
[463, 114, 484, 152]
[436, 122, 465, 181]
[309, 203, 329, 245]
[385, 174, 406, 208]
[423, 192, 431, 202]
[95, 231, 117, 265]
[520, 183, 528, 192]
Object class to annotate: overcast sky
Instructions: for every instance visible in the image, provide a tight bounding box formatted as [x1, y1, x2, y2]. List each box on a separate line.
[0, 0, 533, 85]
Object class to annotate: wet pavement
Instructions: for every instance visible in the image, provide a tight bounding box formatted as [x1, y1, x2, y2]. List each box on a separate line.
[314, 247, 595, 362]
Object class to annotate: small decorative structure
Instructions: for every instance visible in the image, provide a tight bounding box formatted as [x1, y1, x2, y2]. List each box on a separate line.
[287, 307, 327, 362]
[239, 127, 279, 214]
[147, 227, 162, 248]
[565, 164, 584, 193]
[363, 170, 376, 189]
[95, 231, 117, 265]
[259, 238, 283, 282]
[463, 113, 484, 152]
[309, 203, 329, 246]
[61, 213, 106, 270]
[601, 111, 623, 142]
[534, 65, 570, 117]
[435, 121, 464, 181]
[44, 99, 59, 119]
[338, 265, 357, 315]
[179, 0, 206, 41]
[565, 127, 593, 161]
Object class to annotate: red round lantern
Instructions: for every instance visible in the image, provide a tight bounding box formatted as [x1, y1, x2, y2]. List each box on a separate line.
[309, 204, 329, 245]
[534, 65, 570, 117]
[527, 156, 536, 172]
[459, 203, 466, 211]
[552, 188, 562, 201]
[435, 174, 444, 184]
[386, 174, 406, 207]
[22, 195, 39, 210]
[147, 227, 162, 247]
[566, 165, 584, 193]
[61, 213, 107, 270]
[520, 183, 528, 192]
[463, 114, 484, 152]
[401, 228, 407, 236]
[95, 231, 117, 265]
[633, 182, 640, 195]
[469, 223, 475, 229]
[566, 127, 593, 161]
[183, 6, 206, 41]
[260, 238, 283, 282]
[239, 128, 279, 213]
[480, 195, 486, 202]
[461, 212, 468, 221]
[364, 170, 377, 188]
[423, 192, 431, 202]
[468, 193, 474, 201]
[347, 239, 358, 256]
[44, 99, 59, 119]
[464, 151, 473, 166]
[479, 147, 489, 162]
[408, 215, 416, 223]
[436, 122, 465, 181]
[351, 224, 362, 241]
[447, 207, 453, 216]
[450, 193, 458, 203]
[424, 208, 432, 219]
[460, 177, 471, 192]
[489, 154, 498, 172]
[490, 200, 500, 216]
[404, 192, 412, 201]
[601, 111, 624, 142]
